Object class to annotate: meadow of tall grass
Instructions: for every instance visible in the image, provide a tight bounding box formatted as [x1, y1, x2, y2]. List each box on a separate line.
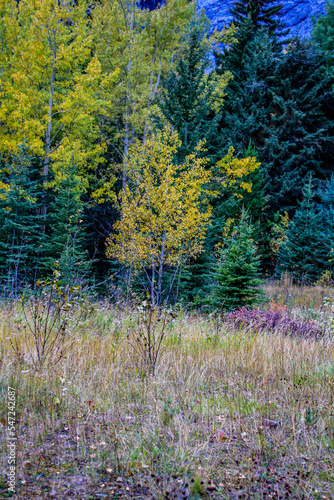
[0, 284, 334, 499]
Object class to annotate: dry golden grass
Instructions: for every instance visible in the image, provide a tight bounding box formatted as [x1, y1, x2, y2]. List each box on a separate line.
[0, 298, 334, 499]
[263, 280, 334, 313]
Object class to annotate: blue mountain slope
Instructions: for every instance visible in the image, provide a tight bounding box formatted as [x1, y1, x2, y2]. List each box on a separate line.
[196, 0, 327, 37]
[140, 0, 327, 38]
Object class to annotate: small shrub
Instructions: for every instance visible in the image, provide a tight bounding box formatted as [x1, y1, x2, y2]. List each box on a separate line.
[10, 262, 92, 369]
[127, 301, 176, 375]
[223, 305, 324, 338]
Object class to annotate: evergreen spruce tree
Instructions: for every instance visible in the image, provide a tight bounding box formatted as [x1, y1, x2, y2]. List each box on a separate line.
[159, 18, 221, 162]
[213, 210, 262, 311]
[213, 1, 286, 247]
[230, 0, 286, 38]
[214, 1, 283, 160]
[216, 0, 286, 78]
[312, 0, 334, 52]
[44, 164, 90, 288]
[234, 141, 270, 266]
[217, 0, 287, 89]
[263, 38, 334, 215]
[214, 28, 275, 272]
[216, 30, 277, 161]
[215, 2, 334, 275]
[317, 175, 334, 274]
[214, 0, 287, 161]
[277, 175, 327, 283]
[0, 147, 44, 297]
[237, 142, 267, 223]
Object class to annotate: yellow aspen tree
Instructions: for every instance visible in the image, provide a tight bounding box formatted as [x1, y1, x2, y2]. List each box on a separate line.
[91, 0, 193, 190]
[0, 0, 116, 189]
[106, 127, 212, 307]
[0, 0, 47, 155]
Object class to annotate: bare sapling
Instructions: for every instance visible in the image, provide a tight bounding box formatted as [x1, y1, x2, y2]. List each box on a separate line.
[127, 300, 176, 375]
[10, 262, 92, 369]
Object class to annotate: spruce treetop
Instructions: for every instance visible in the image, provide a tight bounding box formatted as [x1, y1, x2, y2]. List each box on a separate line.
[230, 0, 286, 37]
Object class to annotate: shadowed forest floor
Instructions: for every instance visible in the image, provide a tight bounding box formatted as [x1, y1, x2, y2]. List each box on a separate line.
[1, 285, 334, 499]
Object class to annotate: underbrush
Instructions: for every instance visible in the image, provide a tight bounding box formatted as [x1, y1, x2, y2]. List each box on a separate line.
[0, 298, 333, 499]
[263, 280, 334, 313]
[223, 303, 325, 339]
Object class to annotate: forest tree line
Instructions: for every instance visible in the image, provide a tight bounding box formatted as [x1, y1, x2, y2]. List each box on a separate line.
[1, 0, 334, 308]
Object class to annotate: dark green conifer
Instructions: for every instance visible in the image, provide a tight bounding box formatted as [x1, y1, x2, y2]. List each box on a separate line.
[0, 147, 44, 296]
[216, 0, 286, 78]
[216, 3, 334, 272]
[218, 30, 277, 158]
[159, 17, 220, 162]
[214, 29, 275, 272]
[44, 164, 89, 288]
[312, 0, 334, 52]
[213, 210, 262, 311]
[230, 0, 286, 37]
[214, 0, 286, 182]
[263, 38, 334, 215]
[277, 175, 326, 283]
[317, 175, 334, 274]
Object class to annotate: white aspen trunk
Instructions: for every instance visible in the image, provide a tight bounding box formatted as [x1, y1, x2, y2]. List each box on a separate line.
[44, 47, 56, 180]
[123, 116, 130, 191]
[157, 229, 166, 309]
[122, 9, 133, 190]
[151, 255, 155, 306]
[142, 63, 162, 143]
[157, 170, 170, 308]
[42, 44, 56, 221]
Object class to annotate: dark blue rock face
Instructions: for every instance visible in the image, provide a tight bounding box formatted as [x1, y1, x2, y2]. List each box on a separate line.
[138, 0, 165, 10]
[196, 0, 327, 38]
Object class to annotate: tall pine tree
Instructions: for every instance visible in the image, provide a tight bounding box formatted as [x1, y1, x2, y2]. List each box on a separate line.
[216, 0, 287, 77]
[0, 147, 44, 297]
[215, 1, 334, 274]
[230, 0, 286, 37]
[217, 29, 277, 158]
[213, 1, 286, 268]
[214, 27, 275, 272]
[44, 164, 90, 289]
[312, 0, 334, 52]
[214, 0, 286, 161]
[317, 175, 334, 275]
[277, 175, 327, 283]
[263, 38, 334, 215]
[159, 17, 230, 163]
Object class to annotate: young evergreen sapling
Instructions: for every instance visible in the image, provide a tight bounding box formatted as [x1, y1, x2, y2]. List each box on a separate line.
[214, 210, 262, 311]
